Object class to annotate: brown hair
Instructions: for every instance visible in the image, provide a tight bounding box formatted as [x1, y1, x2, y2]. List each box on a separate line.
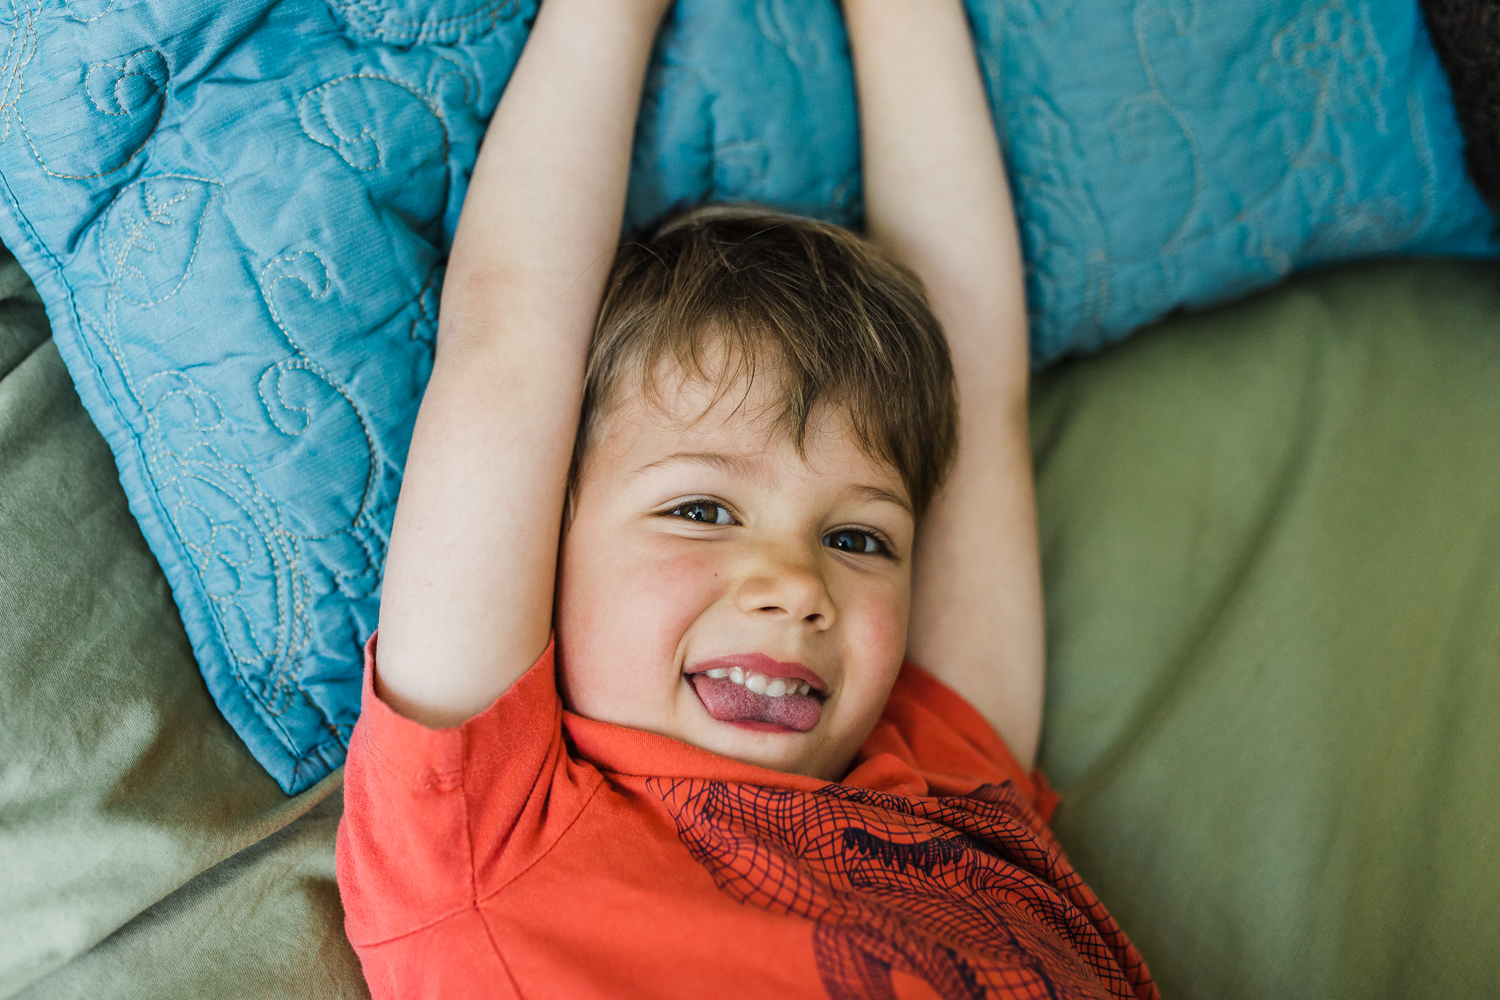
[573, 205, 958, 516]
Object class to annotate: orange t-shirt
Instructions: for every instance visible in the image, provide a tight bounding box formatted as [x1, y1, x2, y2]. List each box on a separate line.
[337, 639, 1156, 1000]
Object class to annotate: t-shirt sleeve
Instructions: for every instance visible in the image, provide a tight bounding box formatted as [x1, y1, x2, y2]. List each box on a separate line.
[336, 635, 600, 950]
[876, 662, 1060, 824]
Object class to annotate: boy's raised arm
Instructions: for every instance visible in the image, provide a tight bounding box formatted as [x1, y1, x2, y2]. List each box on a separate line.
[843, 0, 1046, 768]
[374, 0, 671, 728]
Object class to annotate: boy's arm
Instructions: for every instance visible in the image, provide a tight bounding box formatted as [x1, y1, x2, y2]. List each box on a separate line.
[843, 0, 1046, 768]
[374, 0, 670, 728]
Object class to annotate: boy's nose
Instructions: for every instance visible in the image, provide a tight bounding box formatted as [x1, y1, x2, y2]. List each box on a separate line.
[734, 547, 835, 629]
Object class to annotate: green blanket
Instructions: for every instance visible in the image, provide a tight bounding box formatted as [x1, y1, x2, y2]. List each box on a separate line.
[2, 248, 1497, 998]
[0, 243, 362, 999]
[1035, 258, 1500, 997]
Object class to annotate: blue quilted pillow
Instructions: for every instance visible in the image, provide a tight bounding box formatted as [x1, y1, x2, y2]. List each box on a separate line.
[1, 0, 1491, 793]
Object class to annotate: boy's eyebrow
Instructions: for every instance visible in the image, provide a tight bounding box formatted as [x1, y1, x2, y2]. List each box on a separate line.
[627, 458, 906, 512]
[845, 484, 913, 516]
[632, 454, 912, 513]
[631, 451, 758, 478]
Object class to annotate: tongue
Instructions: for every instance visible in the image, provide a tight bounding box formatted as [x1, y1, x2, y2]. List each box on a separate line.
[690, 675, 823, 732]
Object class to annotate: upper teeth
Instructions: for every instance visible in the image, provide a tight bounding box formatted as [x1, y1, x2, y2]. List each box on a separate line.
[704, 667, 812, 697]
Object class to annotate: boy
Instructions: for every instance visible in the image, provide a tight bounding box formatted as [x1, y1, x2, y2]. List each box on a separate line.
[337, 0, 1157, 997]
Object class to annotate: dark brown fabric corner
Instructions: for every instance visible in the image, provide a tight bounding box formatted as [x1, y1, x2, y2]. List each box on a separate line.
[1420, 0, 1500, 215]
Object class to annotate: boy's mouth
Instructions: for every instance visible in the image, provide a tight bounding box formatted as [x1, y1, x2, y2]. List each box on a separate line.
[685, 656, 825, 733]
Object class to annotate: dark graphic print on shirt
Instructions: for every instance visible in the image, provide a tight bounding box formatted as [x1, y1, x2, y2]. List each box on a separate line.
[647, 778, 1155, 1000]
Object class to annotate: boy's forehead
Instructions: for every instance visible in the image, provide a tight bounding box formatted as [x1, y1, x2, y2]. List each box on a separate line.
[594, 375, 907, 500]
[632, 364, 780, 434]
[593, 349, 782, 442]
[603, 375, 802, 465]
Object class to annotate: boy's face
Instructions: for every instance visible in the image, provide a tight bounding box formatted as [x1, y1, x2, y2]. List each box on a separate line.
[556, 365, 915, 780]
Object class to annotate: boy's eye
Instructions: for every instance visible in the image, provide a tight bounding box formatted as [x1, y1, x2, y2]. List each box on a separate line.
[670, 500, 735, 525]
[823, 529, 886, 556]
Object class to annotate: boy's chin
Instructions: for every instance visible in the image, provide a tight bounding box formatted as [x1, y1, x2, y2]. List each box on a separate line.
[687, 721, 855, 781]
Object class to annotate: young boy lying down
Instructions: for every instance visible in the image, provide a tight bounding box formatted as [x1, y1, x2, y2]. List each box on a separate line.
[337, 1, 1157, 997]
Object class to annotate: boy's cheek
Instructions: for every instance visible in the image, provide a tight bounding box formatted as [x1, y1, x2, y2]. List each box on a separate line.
[557, 542, 726, 726]
[840, 574, 909, 658]
[620, 541, 724, 621]
[559, 538, 723, 661]
[860, 611, 907, 668]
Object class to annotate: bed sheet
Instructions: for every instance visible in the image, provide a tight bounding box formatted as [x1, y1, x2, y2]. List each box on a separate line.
[0, 241, 356, 999]
[1033, 257, 1500, 999]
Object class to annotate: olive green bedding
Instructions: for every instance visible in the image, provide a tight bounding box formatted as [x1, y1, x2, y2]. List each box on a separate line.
[1, 246, 1496, 998]
[0, 244, 363, 1000]
[1034, 258, 1500, 998]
